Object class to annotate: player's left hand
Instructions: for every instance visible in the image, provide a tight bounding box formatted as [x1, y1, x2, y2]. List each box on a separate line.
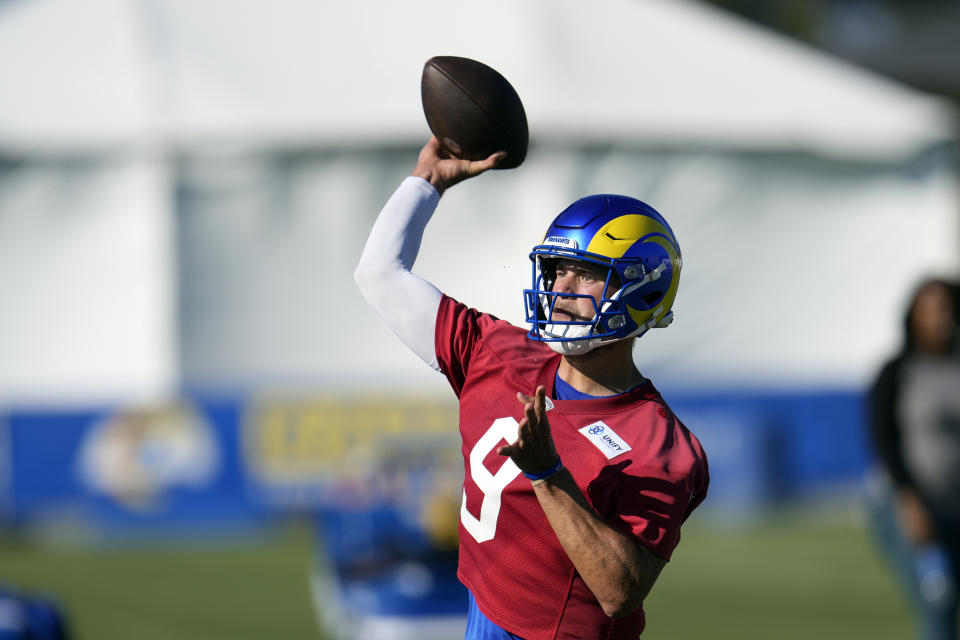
[497, 385, 560, 475]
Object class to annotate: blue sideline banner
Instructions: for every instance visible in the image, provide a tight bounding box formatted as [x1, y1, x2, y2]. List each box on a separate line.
[3, 398, 263, 536]
[0, 418, 11, 520]
[1, 388, 873, 536]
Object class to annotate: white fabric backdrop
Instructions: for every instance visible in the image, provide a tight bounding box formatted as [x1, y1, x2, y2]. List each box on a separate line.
[0, 0, 956, 401]
[172, 144, 959, 394]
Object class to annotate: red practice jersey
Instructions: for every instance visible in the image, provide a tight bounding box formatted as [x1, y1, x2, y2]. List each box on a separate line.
[435, 295, 709, 640]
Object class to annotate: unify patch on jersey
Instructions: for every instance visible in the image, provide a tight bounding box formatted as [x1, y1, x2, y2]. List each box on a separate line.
[577, 421, 632, 459]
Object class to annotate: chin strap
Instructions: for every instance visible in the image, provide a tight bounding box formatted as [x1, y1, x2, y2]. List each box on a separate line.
[546, 336, 603, 355]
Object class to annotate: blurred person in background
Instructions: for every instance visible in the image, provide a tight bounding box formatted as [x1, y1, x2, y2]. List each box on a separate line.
[354, 138, 708, 640]
[0, 585, 71, 640]
[868, 277, 960, 640]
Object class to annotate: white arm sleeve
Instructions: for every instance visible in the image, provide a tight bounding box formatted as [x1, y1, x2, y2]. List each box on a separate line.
[354, 176, 444, 370]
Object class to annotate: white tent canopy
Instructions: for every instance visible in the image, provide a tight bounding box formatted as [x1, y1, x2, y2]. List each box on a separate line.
[0, 0, 956, 402]
[0, 0, 953, 157]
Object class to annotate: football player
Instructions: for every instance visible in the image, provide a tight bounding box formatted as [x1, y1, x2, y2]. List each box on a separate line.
[355, 137, 709, 639]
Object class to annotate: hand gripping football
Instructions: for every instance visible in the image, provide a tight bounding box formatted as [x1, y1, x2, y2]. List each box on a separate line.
[421, 56, 528, 169]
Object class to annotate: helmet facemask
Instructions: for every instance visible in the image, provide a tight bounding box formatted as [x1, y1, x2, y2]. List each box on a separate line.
[525, 255, 632, 355]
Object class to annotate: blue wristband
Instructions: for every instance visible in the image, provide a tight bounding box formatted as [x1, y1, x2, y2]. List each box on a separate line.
[522, 458, 563, 481]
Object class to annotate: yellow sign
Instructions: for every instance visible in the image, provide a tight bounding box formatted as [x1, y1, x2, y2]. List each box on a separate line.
[242, 395, 461, 485]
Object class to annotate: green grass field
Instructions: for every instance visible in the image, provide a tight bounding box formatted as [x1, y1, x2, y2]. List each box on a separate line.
[643, 513, 914, 639]
[0, 513, 915, 640]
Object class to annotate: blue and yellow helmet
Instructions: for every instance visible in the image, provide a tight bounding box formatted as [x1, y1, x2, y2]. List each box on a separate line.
[523, 194, 682, 355]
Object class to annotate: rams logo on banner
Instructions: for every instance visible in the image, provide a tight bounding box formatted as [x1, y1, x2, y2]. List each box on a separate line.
[75, 403, 219, 512]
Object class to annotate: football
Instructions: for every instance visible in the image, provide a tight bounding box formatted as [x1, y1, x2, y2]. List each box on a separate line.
[421, 56, 528, 169]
